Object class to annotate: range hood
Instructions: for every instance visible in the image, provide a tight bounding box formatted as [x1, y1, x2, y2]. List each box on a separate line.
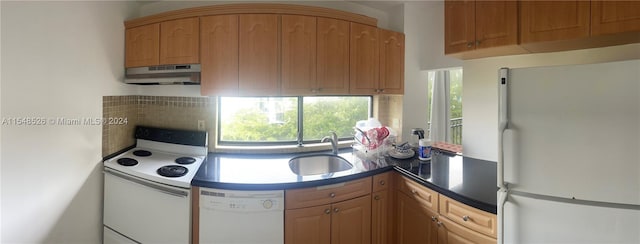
[124, 64, 201, 85]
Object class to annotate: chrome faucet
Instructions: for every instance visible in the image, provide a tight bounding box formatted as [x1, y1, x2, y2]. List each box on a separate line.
[321, 131, 339, 155]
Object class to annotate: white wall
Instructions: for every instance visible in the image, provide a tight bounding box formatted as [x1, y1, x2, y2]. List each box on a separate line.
[1, 1, 138, 243]
[463, 44, 640, 161]
[401, 1, 462, 141]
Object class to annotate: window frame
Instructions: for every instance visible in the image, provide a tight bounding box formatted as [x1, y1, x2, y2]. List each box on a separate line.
[217, 95, 373, 147]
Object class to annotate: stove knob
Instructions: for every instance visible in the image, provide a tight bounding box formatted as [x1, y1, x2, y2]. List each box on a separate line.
[263, 199, 274, 209]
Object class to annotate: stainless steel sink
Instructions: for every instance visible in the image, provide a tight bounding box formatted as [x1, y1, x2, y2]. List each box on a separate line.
[289, 154, 353, 176]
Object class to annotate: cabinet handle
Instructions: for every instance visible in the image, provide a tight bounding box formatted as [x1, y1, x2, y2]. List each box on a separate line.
[334, 208, 339, 213]
[379, 89, 385, 93]
[431, 216, 437, 222]
[379, 180, 385, 186]
[374, 195, 380, 200]
[475, 40, 481, 46]
[462, 215, 470, 221]
[311, 89, 318, 93]
[466, 42, 474, 48]
[437, 221, 443, 227]
[324, 209, 331, 214]
[410, 189, 418, 195]
[329, 192, 336, 198]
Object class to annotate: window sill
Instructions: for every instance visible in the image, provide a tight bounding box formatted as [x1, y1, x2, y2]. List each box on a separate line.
[213, 140, 355, 155]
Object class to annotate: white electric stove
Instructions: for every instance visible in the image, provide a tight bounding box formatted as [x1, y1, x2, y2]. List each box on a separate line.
[103, 126, 207, 244]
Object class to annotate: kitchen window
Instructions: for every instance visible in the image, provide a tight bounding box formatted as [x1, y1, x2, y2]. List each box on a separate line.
[426, 68, 463, 145]
[218, 96, 372, 146]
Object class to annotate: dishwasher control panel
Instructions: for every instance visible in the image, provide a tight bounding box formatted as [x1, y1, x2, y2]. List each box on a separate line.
[200, 189, 284, 211]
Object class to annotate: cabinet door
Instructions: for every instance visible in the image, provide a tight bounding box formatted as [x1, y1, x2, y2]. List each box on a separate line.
[331, 195, 372, 244]
[592, 1, 640, 36]
[125, 24, 159, 67]
[281, 15, 317, 95]
[520, 1, 590, 43]
[317, 18, 350, 95]
[378, 29, 404, 94]
[437, 216, 496, 244]
[349, 23, 379, 95]
[239, 14, 279, 96]
[160, 17, 199, 65]
[396, 192, 438, 244]
[444, 0, 475, 54]
[475, 1, 517, 49]
[285, 204, 331, 244]
[200, 15, 239, 96]
[372, 190, 391, 244]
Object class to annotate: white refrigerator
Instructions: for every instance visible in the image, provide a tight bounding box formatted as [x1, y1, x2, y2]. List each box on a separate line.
[498, 59, 640, 244]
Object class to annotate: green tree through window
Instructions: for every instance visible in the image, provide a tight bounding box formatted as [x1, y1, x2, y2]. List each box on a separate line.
[219, 96, 371, 145]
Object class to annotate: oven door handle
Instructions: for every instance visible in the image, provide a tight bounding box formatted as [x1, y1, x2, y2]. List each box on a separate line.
[104, 168, 189, 198]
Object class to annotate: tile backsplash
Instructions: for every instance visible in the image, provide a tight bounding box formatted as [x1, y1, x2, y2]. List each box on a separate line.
[102, 96, 215, 157]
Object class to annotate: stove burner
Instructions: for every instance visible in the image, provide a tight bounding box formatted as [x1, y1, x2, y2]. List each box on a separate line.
[117, 158, 138, 166]
[157, 165, 188, 178]
[175, 157, 196, 165]
[133, 150, 152, 157]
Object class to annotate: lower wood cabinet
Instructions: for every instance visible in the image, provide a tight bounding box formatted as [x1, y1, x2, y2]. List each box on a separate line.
[437, 216, 496, 244]
[285, 195, 371, 244]
[396, 191, 439, 244]
[395, 174, 497, 244]
[285, 177, 372, 244]
[372, 172, 393, 244]
[284, 173, 497, 244]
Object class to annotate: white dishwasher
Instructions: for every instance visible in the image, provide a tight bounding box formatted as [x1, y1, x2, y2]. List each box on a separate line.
[199, 188, 284, 244]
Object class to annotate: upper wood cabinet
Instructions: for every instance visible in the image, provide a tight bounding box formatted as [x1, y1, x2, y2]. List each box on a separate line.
[200, 15, 239, 96]
[125, 4, 406, 96]
[125, 24, 160, 68]
[445, 0, 518, 54]
[520, 1, 591, 44]
[349, 23, 380, 95]
[125, 18, 199, 68]
[280, 16, 352, 95]
[239, 14, 279, 96]
[592, 1, 640, 36]
[316, 18, 350, 95]
[281, 15, 317, 95]
[159, 17, 199, 65]
[378, 29, 405, 94]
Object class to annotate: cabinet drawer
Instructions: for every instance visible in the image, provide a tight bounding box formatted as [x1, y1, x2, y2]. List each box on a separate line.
[285, 177, 372, 209]
[372, 172, 392, 192]
[438, 215, 496, 244]
[396, 175, 438, 212]
[439, 195, 497, 238]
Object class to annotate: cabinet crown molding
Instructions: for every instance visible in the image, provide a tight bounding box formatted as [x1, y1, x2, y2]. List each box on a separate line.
[125, 3, 378, 29]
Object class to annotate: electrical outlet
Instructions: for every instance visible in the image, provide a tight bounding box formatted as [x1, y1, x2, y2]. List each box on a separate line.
[392, 118, 400, 128]
[197, 120, 205, 131]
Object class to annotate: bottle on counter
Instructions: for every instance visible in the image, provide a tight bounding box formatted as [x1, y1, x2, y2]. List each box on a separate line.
[418, 138, 432, 161]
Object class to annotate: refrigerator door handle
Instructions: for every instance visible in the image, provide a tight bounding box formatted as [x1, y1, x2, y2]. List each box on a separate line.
[498, 68, 509, 190]
[498, 68, 509, 244]
[497, 187, 509, 244]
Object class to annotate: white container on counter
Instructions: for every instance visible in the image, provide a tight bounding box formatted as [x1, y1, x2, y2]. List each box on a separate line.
[418, 139, 432, 161]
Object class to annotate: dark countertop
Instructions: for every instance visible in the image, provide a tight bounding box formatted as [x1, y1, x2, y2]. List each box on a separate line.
[192, 148, 497, 214]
